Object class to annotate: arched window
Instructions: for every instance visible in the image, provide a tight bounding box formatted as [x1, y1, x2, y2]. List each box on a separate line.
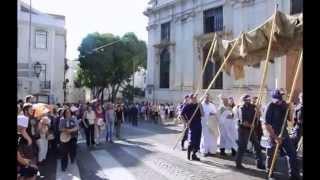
[202, 42, 223, 89]
[159, 48, 170, 88]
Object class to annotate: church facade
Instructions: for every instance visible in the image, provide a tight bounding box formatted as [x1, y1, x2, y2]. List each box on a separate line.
[144, 0, 302, 104]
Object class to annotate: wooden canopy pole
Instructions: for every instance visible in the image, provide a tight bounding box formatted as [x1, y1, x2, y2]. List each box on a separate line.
[268, 50, 303, 178]
[173, 36, 240, 150]
[246, 8, 278, 146]
[195, 33, 217, 95]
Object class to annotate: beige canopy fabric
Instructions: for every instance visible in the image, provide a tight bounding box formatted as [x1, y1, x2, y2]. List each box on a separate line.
[211, 11, 303, 80]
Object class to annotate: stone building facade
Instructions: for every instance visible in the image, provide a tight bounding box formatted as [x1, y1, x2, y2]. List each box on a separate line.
[144, 0, 302, 104]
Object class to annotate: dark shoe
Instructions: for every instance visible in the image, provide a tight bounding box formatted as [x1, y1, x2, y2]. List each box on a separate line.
[257, 164, 266, 170]
[236, 164, 245, 169]
[231, 148, 237, 156]
[192, 155, 200, 161]
[220, 148, 226, 156]
[289, 176, 300, 180]
[181, 148, 186, 151]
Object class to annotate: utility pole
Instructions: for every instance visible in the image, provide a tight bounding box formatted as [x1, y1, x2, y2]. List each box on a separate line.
[28, 0, 32, 94]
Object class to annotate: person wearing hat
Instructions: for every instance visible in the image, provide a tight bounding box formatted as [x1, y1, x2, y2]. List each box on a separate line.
[264, 89, 300, 180]
[181, 94, 203, 161]
[234, 94, 265, 169]
[18, 103, 33, 149]
[218, 94, 238, 157]
[179, 95, 190, 151]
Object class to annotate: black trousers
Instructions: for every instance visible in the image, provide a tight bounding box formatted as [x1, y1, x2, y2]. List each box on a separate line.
[266, 137, 299, 178]
[84, 125, 95, 146]
[236, 127, 264, 166]
[181, 127, 188, 148]
[132, 116, 138, 126]
[115, 122, 121, 138]
[61, 138, 77, 170]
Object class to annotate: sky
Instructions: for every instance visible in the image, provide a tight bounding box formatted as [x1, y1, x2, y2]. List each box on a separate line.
[22, 0, 150, 60]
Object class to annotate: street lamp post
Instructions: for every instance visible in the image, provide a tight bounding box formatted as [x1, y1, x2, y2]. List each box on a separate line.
[63, 79, 69, 103]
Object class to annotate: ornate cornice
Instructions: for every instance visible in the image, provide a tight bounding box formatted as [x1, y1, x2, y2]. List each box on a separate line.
[174, 11, 196, 23]
[146, 24, 158, 31]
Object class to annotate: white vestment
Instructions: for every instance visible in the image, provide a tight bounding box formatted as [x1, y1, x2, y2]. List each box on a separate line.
[218, 106, 238, 150]
[200, 102, 219, 154]
[37, 134, 48, 162]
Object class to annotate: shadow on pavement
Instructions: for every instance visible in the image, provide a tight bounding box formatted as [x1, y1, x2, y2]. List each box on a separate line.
[122, 139, 155, 147]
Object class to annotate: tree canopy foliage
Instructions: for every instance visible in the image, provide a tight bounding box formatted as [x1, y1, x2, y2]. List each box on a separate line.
[75, 32, 147, 102]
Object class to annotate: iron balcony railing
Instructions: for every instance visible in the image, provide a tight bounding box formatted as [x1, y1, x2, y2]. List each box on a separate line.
[40, 81, 51, 89]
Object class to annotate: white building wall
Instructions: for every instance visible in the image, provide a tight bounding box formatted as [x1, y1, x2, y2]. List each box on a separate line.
[17, 1, 66, 103]
[145, 0, 293, 104]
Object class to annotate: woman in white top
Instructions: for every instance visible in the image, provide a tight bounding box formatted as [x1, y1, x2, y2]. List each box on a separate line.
[82, 105, 96, 147]
[36, 116, 51, 163]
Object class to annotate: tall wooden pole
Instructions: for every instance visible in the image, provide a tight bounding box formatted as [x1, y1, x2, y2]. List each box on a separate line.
[268, 50, 303, 178]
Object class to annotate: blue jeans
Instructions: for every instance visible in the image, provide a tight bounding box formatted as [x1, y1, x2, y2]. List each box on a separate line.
[106, 121, 114, 141]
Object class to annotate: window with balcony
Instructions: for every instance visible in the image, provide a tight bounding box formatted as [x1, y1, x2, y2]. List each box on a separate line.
[159, 48, 170, 88]
[290, 0, 303, 15]
[161, 22, 170, 42]
[35, 30, 48, 49]
[204, 6, 223, 34]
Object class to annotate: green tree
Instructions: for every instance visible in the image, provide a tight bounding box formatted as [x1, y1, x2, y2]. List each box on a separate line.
[75, 32, 147, 102]
[121, 84, 145, 103]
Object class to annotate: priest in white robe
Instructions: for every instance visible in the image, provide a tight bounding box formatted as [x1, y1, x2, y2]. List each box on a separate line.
[200, 94, 219, 156]
[218, 94, 238, 156]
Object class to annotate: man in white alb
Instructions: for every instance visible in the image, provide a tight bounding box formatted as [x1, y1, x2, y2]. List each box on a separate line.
[200, 94, 219, 156]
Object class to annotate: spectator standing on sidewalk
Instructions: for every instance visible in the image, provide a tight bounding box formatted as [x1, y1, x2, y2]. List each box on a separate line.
[82, 105, 96, 147]
[105, 103, 116, 143]
[131, 104, 139, 126]
[95, 103, 105, 145]
[169, 103, 175, 120]
[115, 104, 124, 139]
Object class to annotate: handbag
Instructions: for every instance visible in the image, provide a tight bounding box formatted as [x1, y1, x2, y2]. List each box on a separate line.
[97, 118, 104, 126]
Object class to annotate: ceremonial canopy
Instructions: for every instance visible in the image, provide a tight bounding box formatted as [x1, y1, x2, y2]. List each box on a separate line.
[211, 11, 303, 80]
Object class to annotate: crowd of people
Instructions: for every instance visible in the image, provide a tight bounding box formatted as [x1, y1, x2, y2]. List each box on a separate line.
[177, 89, 303, 180]
[16, 89, 303, 180]
[17, 96, 128, 179]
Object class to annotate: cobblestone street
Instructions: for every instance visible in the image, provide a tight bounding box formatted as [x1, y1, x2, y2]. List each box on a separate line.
[37, 119, 301, 180]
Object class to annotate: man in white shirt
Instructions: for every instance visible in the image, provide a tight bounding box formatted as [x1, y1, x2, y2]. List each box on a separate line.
[200, 94, 219, 156]
[17, 103, 33, 146]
